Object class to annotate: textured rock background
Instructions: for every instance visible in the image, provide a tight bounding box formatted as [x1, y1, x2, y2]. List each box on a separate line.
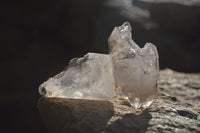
[1, 0, 200, 133]
[38, 69, 200, 133]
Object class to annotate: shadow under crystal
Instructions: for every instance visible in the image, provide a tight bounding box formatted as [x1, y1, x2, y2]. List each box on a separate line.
[105, 110, 152, 133]
[38, 97, 114, 133]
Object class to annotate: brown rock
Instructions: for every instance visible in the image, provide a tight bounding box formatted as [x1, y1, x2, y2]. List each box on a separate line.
[38, 69, 200, 133]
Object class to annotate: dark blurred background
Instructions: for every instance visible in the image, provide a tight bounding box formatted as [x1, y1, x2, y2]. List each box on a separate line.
[1, 0, 200, 132]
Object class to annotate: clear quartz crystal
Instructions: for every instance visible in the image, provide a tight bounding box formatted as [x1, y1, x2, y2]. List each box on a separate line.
[39, 22, 159, 109]
[39, 53, 115, 100]
[108, 22, 159, 109]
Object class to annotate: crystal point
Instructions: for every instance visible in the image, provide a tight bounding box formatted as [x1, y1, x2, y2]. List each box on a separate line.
[109, 22, 159, 109]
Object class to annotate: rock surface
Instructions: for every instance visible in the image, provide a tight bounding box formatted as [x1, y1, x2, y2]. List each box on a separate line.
[38, 69, 200, 133]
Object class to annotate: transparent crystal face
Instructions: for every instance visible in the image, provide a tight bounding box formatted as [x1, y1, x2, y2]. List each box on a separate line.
[109, 22, 159, 109]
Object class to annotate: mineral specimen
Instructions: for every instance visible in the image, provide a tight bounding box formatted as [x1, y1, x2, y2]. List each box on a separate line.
[39, 53, 115, 100]
[39, 22, 159, 109]
[109, 22, 159, 109]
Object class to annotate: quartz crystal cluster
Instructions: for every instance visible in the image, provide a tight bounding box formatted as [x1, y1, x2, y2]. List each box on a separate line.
[39, 22, 159, 109]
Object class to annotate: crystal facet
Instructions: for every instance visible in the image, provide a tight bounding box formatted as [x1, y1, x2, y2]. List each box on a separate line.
[108, 22, 159, 109]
